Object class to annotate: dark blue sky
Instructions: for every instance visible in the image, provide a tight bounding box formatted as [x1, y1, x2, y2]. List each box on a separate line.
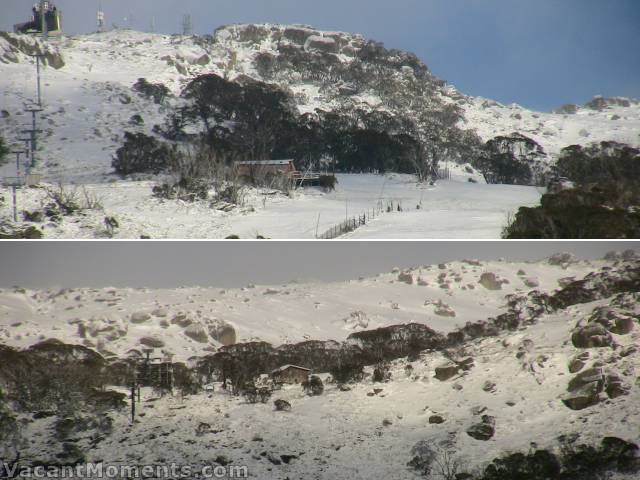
[1, 0, 639, 111]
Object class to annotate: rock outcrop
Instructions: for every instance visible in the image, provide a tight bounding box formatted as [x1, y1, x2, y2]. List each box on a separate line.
[467, 415, 496, 441]
[0, 32, 64, 68]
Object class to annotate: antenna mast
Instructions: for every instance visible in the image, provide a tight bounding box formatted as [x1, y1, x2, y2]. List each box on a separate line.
[40, 0, 48, 40]
[97, 5, 105, 33]
[182, 14, 192, 36]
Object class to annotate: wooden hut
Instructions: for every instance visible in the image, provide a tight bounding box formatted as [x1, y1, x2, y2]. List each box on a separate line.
[234, 160, 296, 180]
[271, 364, 311, 384]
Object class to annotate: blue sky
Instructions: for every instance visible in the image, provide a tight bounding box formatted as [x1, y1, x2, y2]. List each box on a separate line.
[1, 0, 638, 111]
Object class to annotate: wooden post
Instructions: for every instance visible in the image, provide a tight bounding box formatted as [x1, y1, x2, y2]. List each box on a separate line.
[130, 384, 136, 424]
[36, 52, 41, 106]
[12, 186, 18, 222]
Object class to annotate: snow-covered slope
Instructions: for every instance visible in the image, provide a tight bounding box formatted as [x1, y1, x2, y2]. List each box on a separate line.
[2, 253, 640, 478]
[455, 91, 640, 156]
[0, 172, 539, 239]
[1, 26, 638, 238]
[0, 255, 620, 362]
[1, 26, 639, 181]
[0, 30, 213, 181]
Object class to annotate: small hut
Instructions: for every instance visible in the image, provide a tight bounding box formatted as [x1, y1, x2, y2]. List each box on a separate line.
[271, 365, 311, 385]
[14, 2, 63, 35]
[234, 160, 296, 181]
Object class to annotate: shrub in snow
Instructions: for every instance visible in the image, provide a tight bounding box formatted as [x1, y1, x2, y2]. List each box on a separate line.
[173, 365, 202, 396]
[22, 210, 44, 222]
[343, 311, 369, 330]
[466, 415, 495, 441]
[428, 415, 445, 424]
[129, 114, 144, 126]
[274, 399, 291, 411]
[318, 175, 337, 192]
[477, 448, 560, 479]
[476, 436, 640, 480]
[409, 440, 465, 479]
[349, 323, 446, 364]
[548, 252, 576, 267]
[408, 440, 437, 475]
[112, 132, 176, 176]
[45, 184, 81, 216]
[329, 362, 364, 384]
[195, 422, 211, 436]
[556, 142, 640, 187]
[258, 387, 272, 403]
[503, 142, 640, 238]
[555, 103, 578, 114]
[0, 135, 9, 166]
[152, 177, 209, 203]
[474, 133, 545, 185]
[503, 182, 640, 239]
[302, 375, 324, 396]
[397, 271, 414, 284]
[139, 336, 165, 348]
[242, 384, 259, 404]
[103, 216, 119, 237]
[372, 363, 391, 383]
[132, 78, 170, 104]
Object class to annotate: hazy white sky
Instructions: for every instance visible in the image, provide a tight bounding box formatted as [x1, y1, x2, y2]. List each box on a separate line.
[1, 0, 639, 110]
[0, 241, 636, 288]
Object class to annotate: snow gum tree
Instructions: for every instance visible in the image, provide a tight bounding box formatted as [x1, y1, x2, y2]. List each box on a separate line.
[0, 135, 9, 166]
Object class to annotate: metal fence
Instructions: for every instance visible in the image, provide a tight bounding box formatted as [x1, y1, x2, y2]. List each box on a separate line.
[436, 167, 451, 180]
[2, 174, 42, 187]
[316, 200, 399, 239]
[2, 176, 25, 187]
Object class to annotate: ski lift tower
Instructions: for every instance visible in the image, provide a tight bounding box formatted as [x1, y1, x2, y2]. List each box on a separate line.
[5, 150, 26, 222]
[97, 9, 105, 33]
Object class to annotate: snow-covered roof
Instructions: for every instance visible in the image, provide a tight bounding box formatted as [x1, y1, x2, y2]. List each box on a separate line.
[235, 160, 294, 165]
[271, 364, 311, 374]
